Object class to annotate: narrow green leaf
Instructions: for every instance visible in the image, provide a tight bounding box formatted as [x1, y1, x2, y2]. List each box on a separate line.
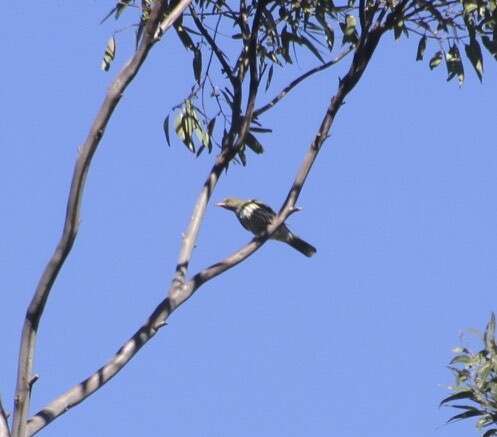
[482, 36, 497, 60]
[477, 415, 494, 429]
[316, 13, 334, 51]
[440, 390, 475, 407]
[341, 15, 358, 45]
[450, 355, 472, 365]
[193, 48, 202, 84]
[300, 35, 325, 63]
[265, 65, 274, 91]
[238, 147, 247, 166]
[250, 126, 272, 133]
[465, 38, 484, 81]
[394, 20, 404, 40]
[281, 27, 293, 63]
[485, 313, 497, 355]
[207, 117, 216, 152]
[163, 115, 171, 146]
[463, 0, 478, 15]
[221, 90, 233, 108]
[416, 35, 427, 61]
[447, 408, 483, 423]
[175, 24, 195, 51]
[115, 0, 132, 19]
[101, 36, 116, 72]
[429, 51, 443, 70]
[446, 45, 464, 86]
[245, 132, 264, 154]
[175, 106, 195, 152]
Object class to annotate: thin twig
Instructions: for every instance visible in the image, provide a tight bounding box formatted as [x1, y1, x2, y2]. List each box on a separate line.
[11, 1, 189, 436]
[254, 46, 354, 118]
[190, 7, 237, 86]
[191, 30, 388, 289]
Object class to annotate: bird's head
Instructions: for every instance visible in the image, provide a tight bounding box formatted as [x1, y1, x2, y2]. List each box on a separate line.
[216, 197, 244, 211]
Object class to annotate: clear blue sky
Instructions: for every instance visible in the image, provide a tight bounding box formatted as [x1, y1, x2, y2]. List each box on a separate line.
[2, 2, 497, 436]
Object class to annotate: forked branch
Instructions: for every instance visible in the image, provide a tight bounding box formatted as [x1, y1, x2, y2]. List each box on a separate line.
[25, 1, 414, 435]
[27, 12, 394, 435]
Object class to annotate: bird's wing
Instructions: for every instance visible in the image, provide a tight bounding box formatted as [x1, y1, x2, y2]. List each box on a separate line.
[251, 200, 277, 216]
[237, 200, 275, 234]
[252, 201, 294, 240]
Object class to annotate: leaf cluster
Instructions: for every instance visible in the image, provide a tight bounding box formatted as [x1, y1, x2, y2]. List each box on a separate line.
[408, 0, 497, 85]
[100, 0, 362, 163]
[442, 314, 497, 436]
[99, 0, 497, 157]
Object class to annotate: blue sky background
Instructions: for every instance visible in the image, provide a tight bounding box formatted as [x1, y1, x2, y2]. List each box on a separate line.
[2, 2, 497, 436]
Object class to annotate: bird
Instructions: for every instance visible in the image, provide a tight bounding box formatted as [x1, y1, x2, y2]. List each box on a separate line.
[216, 197, 316, 257]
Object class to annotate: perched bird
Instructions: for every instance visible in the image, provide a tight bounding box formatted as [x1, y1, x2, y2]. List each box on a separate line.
[216, 197, 316, 257]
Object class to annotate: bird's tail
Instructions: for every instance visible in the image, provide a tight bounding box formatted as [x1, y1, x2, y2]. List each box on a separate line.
[287, 234, 317, 257]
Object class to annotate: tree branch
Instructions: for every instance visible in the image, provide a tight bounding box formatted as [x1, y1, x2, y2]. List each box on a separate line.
[359, 0, 366, 32]
[0, 396, 9, 437]
[28, 12, 386, 437]
[188, 22, 388, 313]
[172, 0, 266, 284]
[10, 1, 190, 436]
[254, 46, 354, 118]
[157, 0, 196, 38]
[27, 3, 267, 432]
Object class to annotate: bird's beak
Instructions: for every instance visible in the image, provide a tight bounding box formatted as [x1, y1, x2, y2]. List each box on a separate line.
[216, 201, 227, 208]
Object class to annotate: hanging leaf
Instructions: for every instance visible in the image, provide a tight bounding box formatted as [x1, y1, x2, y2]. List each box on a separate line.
[238, 147, 247, 166]
[484, 313, 497, 356]
[449, 354, 472, 365]
[221, 89, 233, 108]
[465, 37, 484, 81]
[340, 15, 358, 45]
[463, 0, 479, 15]
[440, 390, 475, 407]
[175, 101, 200, 153]
[206, 117, 216, 152]
[481, 36, 497, 60]
[244, 132, 264, 154]
[100, 0, 132, 24]
[250, 126, 272, 133]
[101, 36, 116, 72]
[316, 13, 334, 51]
[265, 64, 274, 91]
[193, 48, 202, 84]
[394, 19, 404, 40]
[163, 115, 171, 146]
[300, 35, 325, 63]
[416, 35, 427, 61]
[446, 44, 464, 86]
[281, 27, 293, 63]
[429, 51, 443, 69]
[175, 24, 195, 51]
[447, 408, 484, 423]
